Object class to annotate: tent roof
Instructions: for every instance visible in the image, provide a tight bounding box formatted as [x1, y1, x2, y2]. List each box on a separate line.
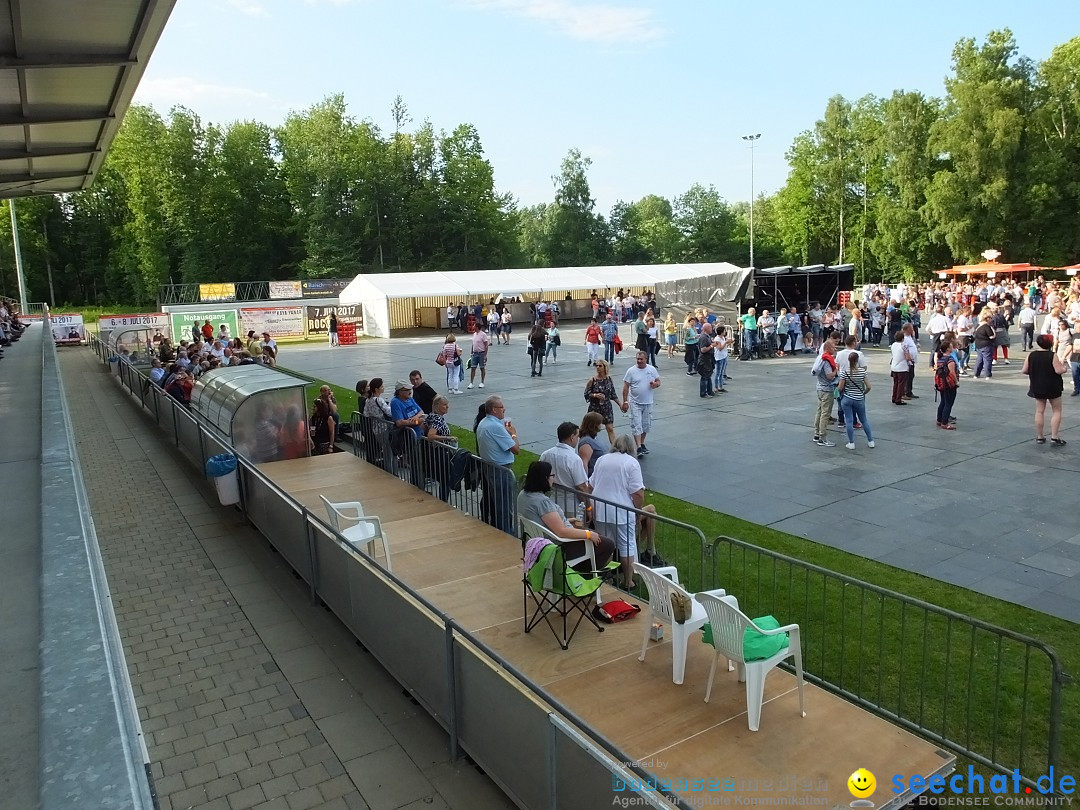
[341, 262, 748, 300]
[939, 262, 1041, 277]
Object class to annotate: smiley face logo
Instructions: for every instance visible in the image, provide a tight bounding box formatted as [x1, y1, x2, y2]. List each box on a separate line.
[848, 769, 876, 799]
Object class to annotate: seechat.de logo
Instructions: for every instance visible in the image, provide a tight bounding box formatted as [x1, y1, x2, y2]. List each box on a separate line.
[892, 766, 1076, 799]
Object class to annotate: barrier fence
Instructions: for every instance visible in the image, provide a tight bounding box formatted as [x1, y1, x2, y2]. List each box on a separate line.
[92, 335, 1067, 792]
[89, 334, 688, 810]
[707, 536, 1065, 788]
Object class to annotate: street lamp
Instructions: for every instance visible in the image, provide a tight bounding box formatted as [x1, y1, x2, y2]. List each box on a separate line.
[742, 133, 761, 269]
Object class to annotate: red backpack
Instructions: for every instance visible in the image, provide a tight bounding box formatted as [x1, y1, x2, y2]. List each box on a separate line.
[934, 356, 958, 391]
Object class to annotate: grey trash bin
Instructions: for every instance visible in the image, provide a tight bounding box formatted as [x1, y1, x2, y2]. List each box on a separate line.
[205, 453, 240, 506]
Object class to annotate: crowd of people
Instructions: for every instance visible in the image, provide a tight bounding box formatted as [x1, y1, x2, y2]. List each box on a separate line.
[0, 301, 27, 356]
[146, 326, 280, 406]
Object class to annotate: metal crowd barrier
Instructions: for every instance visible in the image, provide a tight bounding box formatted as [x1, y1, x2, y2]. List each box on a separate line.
[88, 335, 685, 810]
[708, 536, 1065, 790]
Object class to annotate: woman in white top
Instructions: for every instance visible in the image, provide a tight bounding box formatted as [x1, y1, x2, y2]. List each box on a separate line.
[954, 306, 974, 373]
[712, 326, 730, 392]
[889, 330, 909, 405]
[363, 378, 392, 421]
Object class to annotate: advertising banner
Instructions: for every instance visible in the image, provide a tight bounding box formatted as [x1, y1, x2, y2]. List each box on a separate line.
[269, 280, 303, 300]
[99, 313, 171, 333]
[50, 313, 85, 343]
[170, 310, 240, 341]
[305, 305, 364, 335]
[239, 306, 306, 338]
[199, 282, 236, 302]
[301, 278, 351, 299]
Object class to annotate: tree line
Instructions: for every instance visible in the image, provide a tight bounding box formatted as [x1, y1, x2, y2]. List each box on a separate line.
[0, 29, 1076, 306]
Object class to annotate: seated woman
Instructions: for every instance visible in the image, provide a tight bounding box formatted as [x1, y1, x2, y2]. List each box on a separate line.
[517, 461, 614, 573]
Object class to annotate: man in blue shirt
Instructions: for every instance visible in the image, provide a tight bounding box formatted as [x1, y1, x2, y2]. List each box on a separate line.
[600, 313, 619, 364]
[475, 395, 519, 535]
[390, 380, 425, 437]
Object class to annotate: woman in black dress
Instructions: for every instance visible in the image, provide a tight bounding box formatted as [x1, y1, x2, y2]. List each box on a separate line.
[583, 359, 620, 445]
[1022, 334, 1067, 446]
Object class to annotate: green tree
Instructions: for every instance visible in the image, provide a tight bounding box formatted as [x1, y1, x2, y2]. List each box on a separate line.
[545, 149, 610, 266]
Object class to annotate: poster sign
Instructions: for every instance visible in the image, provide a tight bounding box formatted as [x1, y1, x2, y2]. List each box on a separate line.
[170, 310, 240, 341]
[305, 305, 364, 335]
[99, 313, 171, 332]
[199, 283, 236, 302]
[301, 278, 351, 299]
[269, 280, 303, 299]
[239, 306, 306, 339]
[50, 313, 85, 343]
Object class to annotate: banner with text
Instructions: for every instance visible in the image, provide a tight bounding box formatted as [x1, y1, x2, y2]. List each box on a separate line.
[99, 313, 171, 333]
[240, 306, 306, 338]
[305, 305, 364, 335]
[301, 278, 351, 299]
[199, 283, 236, 302]
[170, 310, 239, 341]
[269, 280, 303, 300]
[50, 313, 85, 343]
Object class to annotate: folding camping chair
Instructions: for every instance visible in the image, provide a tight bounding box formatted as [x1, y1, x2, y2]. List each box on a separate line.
[523, 540, 610, 650]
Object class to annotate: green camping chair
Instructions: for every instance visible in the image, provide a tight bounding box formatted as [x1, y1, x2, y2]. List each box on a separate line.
[524, 542, 611, 650]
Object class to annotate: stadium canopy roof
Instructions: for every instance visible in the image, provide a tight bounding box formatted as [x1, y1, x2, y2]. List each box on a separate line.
[0, 0, 176, 199]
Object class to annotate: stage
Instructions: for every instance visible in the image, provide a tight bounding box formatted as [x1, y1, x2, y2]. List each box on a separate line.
[259, 452, 953, 808]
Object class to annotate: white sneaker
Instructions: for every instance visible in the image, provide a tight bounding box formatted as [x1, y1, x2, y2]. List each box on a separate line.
[467, 383, 473, 389]
[479, 382, 485, 388]
[845, 442, 856, 450]
[867, 440, 876, 448]
[1002, 359, 1011, 365]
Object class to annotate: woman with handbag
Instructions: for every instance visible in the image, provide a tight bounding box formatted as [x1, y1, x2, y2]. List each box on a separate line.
[837, 350, 875, 451]
[437, 333, 462, 393]
[528, 323, 547, 377]
[584, 359, 620, 445]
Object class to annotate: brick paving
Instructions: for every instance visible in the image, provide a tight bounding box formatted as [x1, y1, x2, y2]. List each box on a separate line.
[60, 349, 513, 810]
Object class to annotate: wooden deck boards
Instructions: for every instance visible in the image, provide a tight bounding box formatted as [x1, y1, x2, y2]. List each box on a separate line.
[258, 454, 953, 808]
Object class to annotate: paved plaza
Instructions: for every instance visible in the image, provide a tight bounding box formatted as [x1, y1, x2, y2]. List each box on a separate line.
[284, 322, 1080, 624]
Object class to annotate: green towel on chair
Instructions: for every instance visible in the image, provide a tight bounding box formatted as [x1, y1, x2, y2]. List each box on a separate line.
[701, 615, 790, 661]
[526, 544, 602, 597]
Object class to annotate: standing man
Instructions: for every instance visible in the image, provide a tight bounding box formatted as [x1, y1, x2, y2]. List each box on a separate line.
[328, 310, 339, 347]
[1018, 300, 1037, 351]
[926, 305, 951, 369]
[539, 422, 591, 517]
[738, 307, 758, 359]
[260, 331, 278, 365]
[475, 396, 520, 535]
[201, 319, 215, 341]
[467, 324, 490, 389]
[600, 312, 619, 364]
[621, 351, 661, 458]
[901, 323, 920, 399]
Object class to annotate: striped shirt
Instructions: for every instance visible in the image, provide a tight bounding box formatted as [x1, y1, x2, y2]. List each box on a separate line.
[839, 365, 868, 401]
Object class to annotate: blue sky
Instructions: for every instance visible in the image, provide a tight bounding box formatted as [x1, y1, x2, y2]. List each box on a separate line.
[134, 0, 1079, 215]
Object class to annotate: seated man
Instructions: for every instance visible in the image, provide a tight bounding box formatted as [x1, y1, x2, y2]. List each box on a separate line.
[148, 358, 166, 386]
[390, 380, 426, 438]
[517, 461, 614, 572]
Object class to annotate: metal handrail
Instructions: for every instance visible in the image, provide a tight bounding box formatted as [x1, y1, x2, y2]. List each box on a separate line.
[708, 535, 1065, 788]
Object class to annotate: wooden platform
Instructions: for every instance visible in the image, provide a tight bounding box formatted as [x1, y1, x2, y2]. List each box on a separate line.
[260, 453, 953, 807]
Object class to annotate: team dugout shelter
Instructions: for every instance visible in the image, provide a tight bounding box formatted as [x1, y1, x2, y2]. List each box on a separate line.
[338, 262, 752, 338]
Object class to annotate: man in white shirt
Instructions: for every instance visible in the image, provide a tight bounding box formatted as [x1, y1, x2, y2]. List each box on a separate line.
[901, 324, 920, 399]
[467, 327, 490, 388]
[1018, 303, 1037, 351]
[620, 351, 661, 458]
[539, 422, 590, 517]
[926, 305, 952, 368]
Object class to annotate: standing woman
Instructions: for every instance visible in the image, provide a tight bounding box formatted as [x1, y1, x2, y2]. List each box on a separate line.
[837, 349, 875, 451]
[577, 412, 607, 475]
[545, 321, 560, 364]
[584, 359, 620, 446]
[991, 303, 1012, 365]
[310, 398, 335, 455]
[682, 316, 700, 376]
[934, 337, 960, 430]
[645, 317, 659, 366]
[775, 307, 789, 356]
[712, 326, 730, 393]
[973, 311, 996, 380]
[527, 322, 547, 377]
[328, 311, 339, 347]
[664, 313, 678, 358]
[440, 333, 462, 393]
[1023, 334, 1067, 445]
[955, 305, 974, 374]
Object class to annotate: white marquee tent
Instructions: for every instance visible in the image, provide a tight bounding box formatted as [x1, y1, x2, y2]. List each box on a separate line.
[339, 262, 746, 338]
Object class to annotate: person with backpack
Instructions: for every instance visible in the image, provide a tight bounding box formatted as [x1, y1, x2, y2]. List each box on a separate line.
[933, 337, 960, 430]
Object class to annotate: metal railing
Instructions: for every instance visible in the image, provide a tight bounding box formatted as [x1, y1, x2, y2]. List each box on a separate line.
[708, 536, 1065, 788]
[87, 333, 691, 809]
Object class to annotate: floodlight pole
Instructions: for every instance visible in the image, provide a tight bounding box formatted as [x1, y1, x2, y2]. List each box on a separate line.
[742, 133, 761, 269]
[9, 199, 28, 312]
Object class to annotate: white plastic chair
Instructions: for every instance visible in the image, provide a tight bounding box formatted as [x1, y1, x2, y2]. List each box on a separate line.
[633, 563, 735, 685]
[695, 592, 805, 731]
[320, 496, 392, 572]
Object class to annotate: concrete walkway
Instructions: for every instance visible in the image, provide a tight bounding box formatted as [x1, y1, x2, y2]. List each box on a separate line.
[281, 323, 1080, 624]
[59, 348, 513, 810]
[0, 324, 42, 808]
